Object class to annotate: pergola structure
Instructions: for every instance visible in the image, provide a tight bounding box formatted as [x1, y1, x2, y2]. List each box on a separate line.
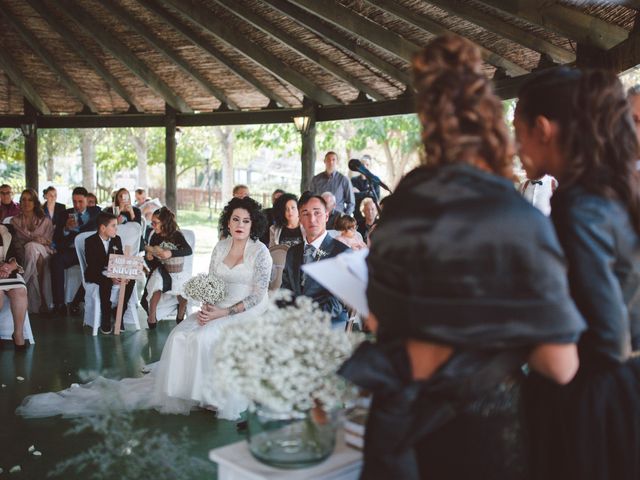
[0, 0, 639, 209]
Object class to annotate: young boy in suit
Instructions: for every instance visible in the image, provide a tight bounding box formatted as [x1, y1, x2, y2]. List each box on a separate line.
[85, 212, 135, 334]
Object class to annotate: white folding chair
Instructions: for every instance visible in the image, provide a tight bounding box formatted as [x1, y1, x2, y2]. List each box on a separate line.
[75, 231, 141, 336]
[2, 216, 13, 225]
[0, 297, 35, 344]
[151, 229, 196, 321]
[268, 244, 289, 292]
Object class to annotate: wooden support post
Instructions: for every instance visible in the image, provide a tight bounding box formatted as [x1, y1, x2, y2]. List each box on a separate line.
[165, 103, 177, 214]
[300, 98, 317, 194]
[23, 98, 38, 192]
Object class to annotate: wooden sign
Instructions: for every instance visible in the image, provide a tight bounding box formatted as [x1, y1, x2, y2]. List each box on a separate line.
[105, 247, 144, 335]
[106, 254, 144, 280]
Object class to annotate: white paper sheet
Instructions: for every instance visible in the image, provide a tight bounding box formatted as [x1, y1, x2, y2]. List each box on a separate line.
[301, 249, 369, 316]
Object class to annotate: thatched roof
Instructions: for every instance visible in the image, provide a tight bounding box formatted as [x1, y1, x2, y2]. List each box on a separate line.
[0, 0, 637, 120]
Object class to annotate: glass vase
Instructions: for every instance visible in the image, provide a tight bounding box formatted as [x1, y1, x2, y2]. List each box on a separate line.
[247, 404, 338, 469]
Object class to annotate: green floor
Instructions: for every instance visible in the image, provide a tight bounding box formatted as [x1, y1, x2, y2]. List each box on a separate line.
[0, 313, 243, 479]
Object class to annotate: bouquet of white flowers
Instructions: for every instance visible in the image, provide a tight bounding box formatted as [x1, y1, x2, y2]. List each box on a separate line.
[210, 291, 361, 414]
[182, 273, 227, 305]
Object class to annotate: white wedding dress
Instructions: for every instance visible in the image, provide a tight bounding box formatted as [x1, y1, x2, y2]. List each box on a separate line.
[16, 238, 273, 421]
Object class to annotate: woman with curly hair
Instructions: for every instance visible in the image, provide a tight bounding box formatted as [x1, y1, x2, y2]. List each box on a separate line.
[516, 68, 640, 480]
[339, 35, 585, 479]
[142, 206, 192, 327]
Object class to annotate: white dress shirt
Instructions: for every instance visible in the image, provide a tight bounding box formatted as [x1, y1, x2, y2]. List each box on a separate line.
[519, 175, 557, 216]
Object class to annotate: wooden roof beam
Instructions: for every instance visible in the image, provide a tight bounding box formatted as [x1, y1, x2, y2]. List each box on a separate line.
[0, 51, 50, 114]
[0, 6, 98, 112]
[215, 0, 386, 101]
[262, 0, 410, 86]
[26, 0, 142, 112]
[101, 0, 239, 110]
[60, 0, 193, 113]
[139, 0, 292, 108]
[161, 0, 341, 105]
[478, 0, 629, 50]
[293, 0, 419, 63]
[424, 0, 575, 64]
[364, 0, 528, 76]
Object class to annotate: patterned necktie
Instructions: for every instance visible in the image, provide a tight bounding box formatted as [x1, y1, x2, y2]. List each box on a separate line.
[301, 244, 316, 288]
[77, 211, 84, 226]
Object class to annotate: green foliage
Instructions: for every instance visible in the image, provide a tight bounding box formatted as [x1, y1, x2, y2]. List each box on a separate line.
[49, 379, 214, 480]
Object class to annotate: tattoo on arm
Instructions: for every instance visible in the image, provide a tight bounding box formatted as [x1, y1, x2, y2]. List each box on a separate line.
[228, 303, 240, 315]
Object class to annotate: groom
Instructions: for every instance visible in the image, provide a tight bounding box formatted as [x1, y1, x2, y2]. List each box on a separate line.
[282, 193, 350, 327]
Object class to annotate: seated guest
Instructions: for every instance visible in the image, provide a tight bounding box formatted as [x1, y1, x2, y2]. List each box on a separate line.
[0, 184, 20, 223]
[321, 191, 340, 230]
[281, 194, 350, 327]
[134, 188, 151, 208]
[86, 193, 98, 208]
[142, 207, 192, 326]
[357, 197, 378, 244]
[233, 184, 250, 199]
[260, 189, 285, 245]
[42, 186, 66, 251]
[85, 212, 135, 335]
[50, 187, 101, 315]
[103, 188, 142, 225]
[140, 199, 162, 245]
[0, 224, 28, 349]
[269, 193, 304, 248]
[334, 215, 367, 250]
[11, 189, 54, 313]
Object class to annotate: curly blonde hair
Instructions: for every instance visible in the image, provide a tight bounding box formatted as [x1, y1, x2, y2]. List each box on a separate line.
[412, 34, 514, 178]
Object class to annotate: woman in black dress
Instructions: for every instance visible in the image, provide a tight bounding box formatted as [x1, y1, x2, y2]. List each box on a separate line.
[516, 68, 640, 480]
[339, 34, 586, 480]
[267, 193, 304, 248]
[104, 188, 142, 225]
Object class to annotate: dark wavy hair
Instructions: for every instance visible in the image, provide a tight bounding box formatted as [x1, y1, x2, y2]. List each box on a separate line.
[219, 196, 267, 240]
[272, 193, 298, 228]
[412, 34, 514, 178]
[20, 188, 44, 219]
[152, 206, 179, 238]
[517, 67, 640, 234]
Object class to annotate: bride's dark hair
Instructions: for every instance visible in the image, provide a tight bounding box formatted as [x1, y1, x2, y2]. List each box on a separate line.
[412, 34, 514, 178]
[219, 196, 267, 240]
[517, 67, 640, 234]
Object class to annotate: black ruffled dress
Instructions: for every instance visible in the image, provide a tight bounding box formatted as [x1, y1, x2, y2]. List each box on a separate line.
[339, 164, 586, 480]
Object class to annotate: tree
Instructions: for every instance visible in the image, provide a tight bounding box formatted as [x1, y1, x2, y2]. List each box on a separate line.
[39, 129, 78, 182]
[80, 129, 99, 191]
[213, 126, 235, 201]
[129, 128, 148, 189]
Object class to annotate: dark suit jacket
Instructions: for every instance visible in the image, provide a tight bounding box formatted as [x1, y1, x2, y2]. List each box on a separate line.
[46, 202, 67, 247]
[84, 233, 123, 284]
[281, 233, 350, 322]
[59, 206, 101, 250]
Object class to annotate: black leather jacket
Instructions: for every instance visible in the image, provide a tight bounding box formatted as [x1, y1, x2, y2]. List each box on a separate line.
[551, 185, 640, 363]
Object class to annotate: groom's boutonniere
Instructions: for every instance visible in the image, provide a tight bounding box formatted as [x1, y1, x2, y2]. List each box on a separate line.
[315, 249, 329, 261]
[111, 245, 119, 253]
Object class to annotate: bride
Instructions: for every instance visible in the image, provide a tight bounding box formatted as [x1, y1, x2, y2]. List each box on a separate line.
[17, 196, 272, 421]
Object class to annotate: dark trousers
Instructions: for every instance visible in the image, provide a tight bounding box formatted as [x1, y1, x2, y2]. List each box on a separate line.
[93, 277, 135, 330]
[51, 248, 79, 306]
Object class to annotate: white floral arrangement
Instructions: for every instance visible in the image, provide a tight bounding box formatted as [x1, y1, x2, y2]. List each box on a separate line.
[159, 241, 177, 250]
[210, 291, 361, 414]
[182, 273, 227, 305]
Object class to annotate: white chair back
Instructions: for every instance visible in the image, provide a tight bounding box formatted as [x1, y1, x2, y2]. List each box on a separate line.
[2, 216, 13, 224]
[181, 229, 196, 276]
[74, 231, 95, 287]
[327, 229, 339, 239]
[116, 222, 142, 254]
[268, 244, 289, 291]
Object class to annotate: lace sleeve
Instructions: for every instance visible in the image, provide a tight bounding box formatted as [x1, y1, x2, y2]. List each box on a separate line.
[241, 244, 272, 310]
